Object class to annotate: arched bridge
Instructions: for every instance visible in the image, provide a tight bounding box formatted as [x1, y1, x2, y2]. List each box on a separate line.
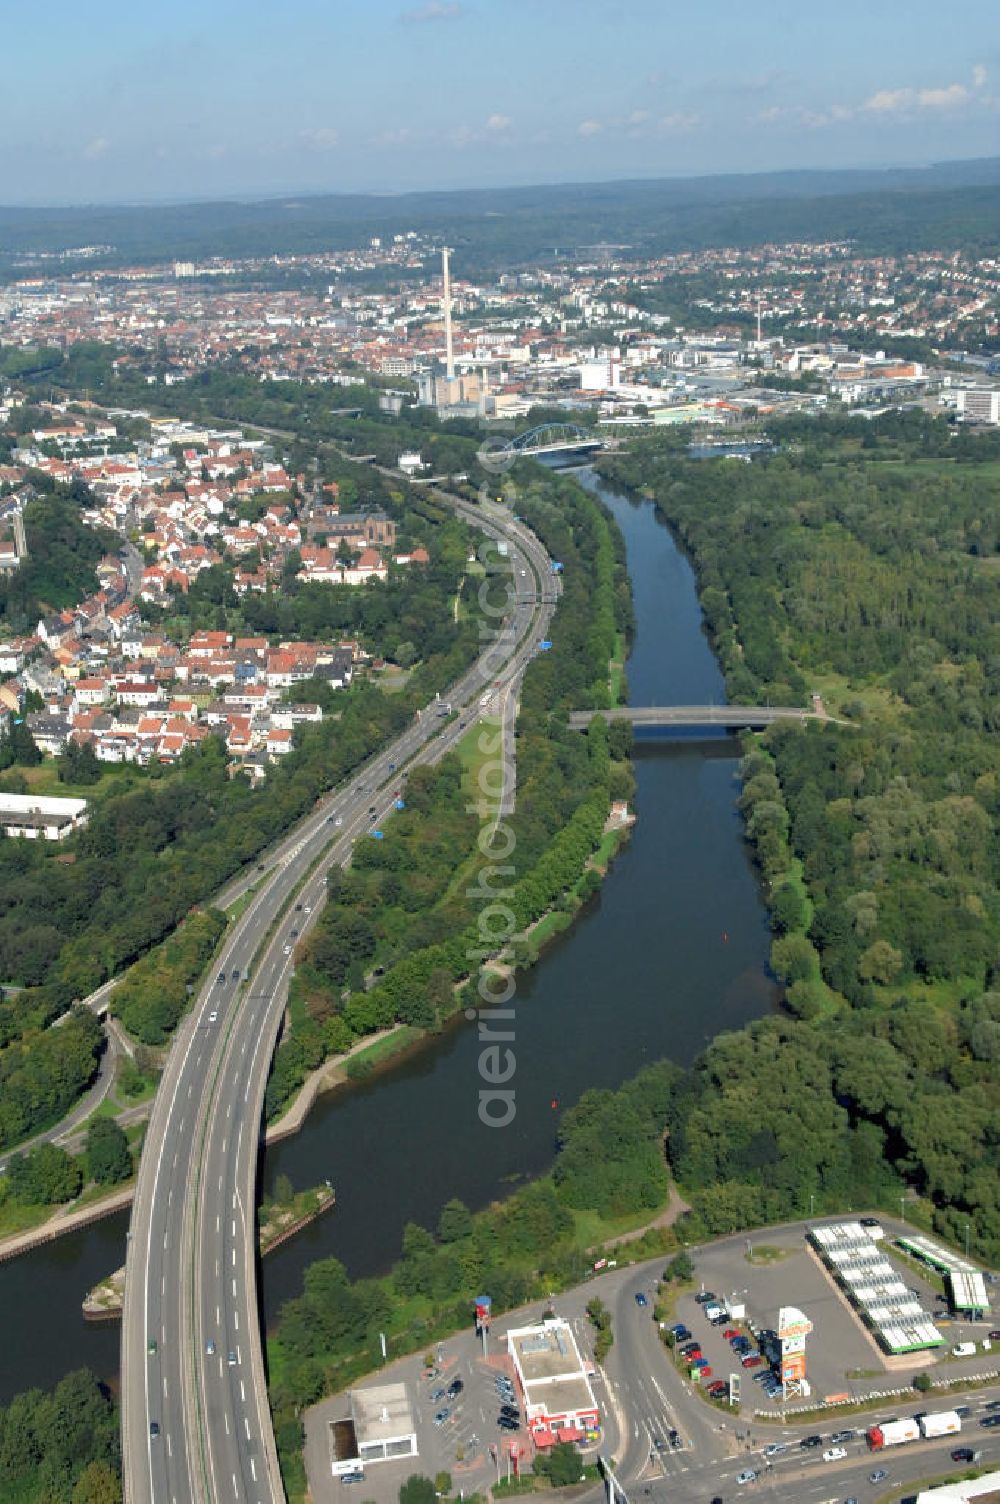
[569, 705, 821, 731]
[503, 423, 605, 458]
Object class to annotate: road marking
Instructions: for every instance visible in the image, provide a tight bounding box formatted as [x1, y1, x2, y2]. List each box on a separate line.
[215, 1259, 219, 1277]
[241, 1380, 246, 1402]
[222, 1138, 227, 1154]
[234, 1309, 239, 1330]
[172, 1152, 178, 1169]
[161, 1276, 165, 1296]
[216, 1214, 220, 1232]
[167, 1189, 172, 1207]
[187, 1083, 193, 1098]
[250, 1458, 256, 1482]
[232, 1473, 238, 1496]
[178, 1116, 185, 1133]
[245, 1416, 252, 1440]
[163, 1377, 168, 1398]
[232, 1279, 237, 1296]
[167, 1434, 172, 1457]
[225, 1412, 230, 1435]
[232, 1219, 236, 1237]
[232, 1246, 236, 1266]
[216, 1305, 220, 1324]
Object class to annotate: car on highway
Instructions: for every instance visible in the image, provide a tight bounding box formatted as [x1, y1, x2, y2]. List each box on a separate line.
[951, 1447, 980, 1462]
[294, 903, 302, 911]
[668, 1430, 681, 1448]
[227, 1350, 237, 1366]
[741, 1355, 762, 1369]
[981, 1415, 1000, 1429]
[206, 1340, 216, 1356]
[984, 1399, 1000, 1411]
[433, 1408, 450, 1427]
[147, 1339, 157, 1356]
[736, 1470, 757, 1485]
[800, 1435, 823, 1449]
[149, 1422, 160, 1438]
[829, 1430, 854, 1444]
[989, 1330, 1000, 1341]
[634, 1292, 648, 1307]
[208, 1010, 218, 1024]
[216, 973, 226, 984]
[763, 1443, 786, 1459]
[869, 1470, 888, 1484]
[822, 1447, 847, 1462]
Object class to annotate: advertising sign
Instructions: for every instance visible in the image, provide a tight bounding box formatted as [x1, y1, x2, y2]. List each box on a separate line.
[781, 1353, 807, 1384]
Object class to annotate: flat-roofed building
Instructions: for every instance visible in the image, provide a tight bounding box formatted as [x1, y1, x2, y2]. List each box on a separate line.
[507, 1318, 600, 1449]
[0, 792, 88, 841]
[327, 1382, 417, 1478]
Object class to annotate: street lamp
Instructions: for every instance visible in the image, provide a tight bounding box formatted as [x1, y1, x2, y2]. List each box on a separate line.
[900, 1196, 906, 1225]
[965, 1222, 971, 1260]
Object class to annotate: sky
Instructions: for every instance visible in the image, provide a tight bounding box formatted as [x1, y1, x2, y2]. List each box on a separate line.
[3, 0, 1000, 205]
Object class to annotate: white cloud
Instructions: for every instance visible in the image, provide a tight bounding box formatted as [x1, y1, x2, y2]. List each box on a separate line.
[917, 83, 968, 108]
[398, 1, 464, 21]
[973, 64, 988, 89]
[486, 113, 512, 132]
[299, 127, 339, 150]
[577, 118, 603, 137]
[863, 87, 913, 114]
[83, 136, 110, 160]
[658, 111, 699, 132]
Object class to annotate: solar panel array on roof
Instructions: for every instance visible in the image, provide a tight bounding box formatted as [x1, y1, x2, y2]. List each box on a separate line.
[894, 1233, 991, 1314]
[809, 1221, 944, 1354]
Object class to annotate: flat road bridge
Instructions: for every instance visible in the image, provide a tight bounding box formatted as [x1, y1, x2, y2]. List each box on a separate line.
[568, 705, 820, 730]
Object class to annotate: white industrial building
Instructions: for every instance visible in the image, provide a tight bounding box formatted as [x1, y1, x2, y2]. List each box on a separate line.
[957, 387, 1000, 425]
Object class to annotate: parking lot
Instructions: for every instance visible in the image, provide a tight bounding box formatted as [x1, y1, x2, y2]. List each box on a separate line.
[671, 1229, 881, 1406]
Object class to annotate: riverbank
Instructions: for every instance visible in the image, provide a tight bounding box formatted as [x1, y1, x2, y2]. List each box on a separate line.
[82, 1183, 337, 1319]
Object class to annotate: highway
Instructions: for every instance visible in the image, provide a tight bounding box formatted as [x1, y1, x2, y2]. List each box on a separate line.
[121, 493, 558, 1504]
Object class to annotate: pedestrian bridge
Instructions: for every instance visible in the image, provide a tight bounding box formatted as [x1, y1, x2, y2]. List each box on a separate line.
[568, 705, 817, 731]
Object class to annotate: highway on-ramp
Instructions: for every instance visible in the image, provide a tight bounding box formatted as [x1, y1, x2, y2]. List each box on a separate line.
[122, 496, 557, 1504]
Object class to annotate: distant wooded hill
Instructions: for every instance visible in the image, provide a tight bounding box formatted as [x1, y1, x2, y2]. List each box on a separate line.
[1, 158, 999, 274]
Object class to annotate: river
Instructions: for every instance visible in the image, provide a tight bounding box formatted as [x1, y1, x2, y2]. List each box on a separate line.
[0, 469, 778, 1403]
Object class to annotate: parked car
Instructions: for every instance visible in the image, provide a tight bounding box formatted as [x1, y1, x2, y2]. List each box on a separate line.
[989, 1330, 1000, 1341]
[723, 1327, 741, 1340]
[430, 1387, 446, 1403]
[673, 1326, 691, 1341]
[433, 1409, 450, 1427]
[447, 1378, 464, 1399]
[681, 1342, 702, 1356]
[695, 1291, 717, 1305]
[698, 1366, 714, 1381]
[498, 1417, 520, 1432]
[742, 1355, 762, 1369]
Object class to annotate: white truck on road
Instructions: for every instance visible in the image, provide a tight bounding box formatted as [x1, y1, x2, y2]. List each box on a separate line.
[867, 1411, 960, 1449]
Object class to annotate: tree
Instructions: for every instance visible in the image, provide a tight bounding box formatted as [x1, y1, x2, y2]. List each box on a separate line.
[535, 1442, 583, 1487]
[399, 1476, 436, 1504]
[72, 1459, 122, 1504]
[85, 1118, 132, 1186]
[437, 1198, 472, 1243]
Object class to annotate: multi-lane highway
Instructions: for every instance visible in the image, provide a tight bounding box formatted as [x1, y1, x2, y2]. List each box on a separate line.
[121, 494, 558, 1504]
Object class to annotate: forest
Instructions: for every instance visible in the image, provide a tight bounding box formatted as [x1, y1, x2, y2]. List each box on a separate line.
[598, 412, 1000, 1258]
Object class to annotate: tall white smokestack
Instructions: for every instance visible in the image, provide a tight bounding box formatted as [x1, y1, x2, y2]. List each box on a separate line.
[442, 246, 455, 380]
